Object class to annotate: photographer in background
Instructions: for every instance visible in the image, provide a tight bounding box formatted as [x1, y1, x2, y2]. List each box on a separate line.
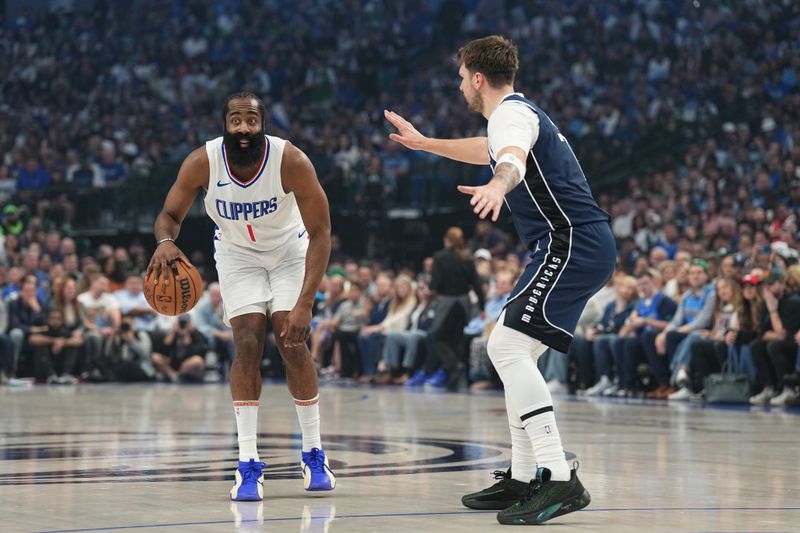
[103, 316, 154, 382]
[151, 314, 207, 383]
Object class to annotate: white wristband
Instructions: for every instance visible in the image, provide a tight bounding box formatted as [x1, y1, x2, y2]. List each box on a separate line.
[496, 152, 526, 181]
[156, 237, 175, 246]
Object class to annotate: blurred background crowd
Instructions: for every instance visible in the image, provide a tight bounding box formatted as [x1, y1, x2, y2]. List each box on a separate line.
[0, 0, 798, 406]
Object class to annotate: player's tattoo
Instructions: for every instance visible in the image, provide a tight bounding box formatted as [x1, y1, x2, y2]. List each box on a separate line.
[492, 162, 522, 193]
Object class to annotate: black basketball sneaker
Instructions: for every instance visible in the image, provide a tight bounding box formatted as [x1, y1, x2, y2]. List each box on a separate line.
[461, 468, 530, 510]
[497, 463, 591, 525]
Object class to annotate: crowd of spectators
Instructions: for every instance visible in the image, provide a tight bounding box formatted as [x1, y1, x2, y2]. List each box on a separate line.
[0, 1, 799, 406]
[2, 1, 798, 218]
[0, 216, 237, 386]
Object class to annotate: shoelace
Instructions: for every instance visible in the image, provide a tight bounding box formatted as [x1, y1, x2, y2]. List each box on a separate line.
[520, 479, 543, 503]
[242, 462, 265, 483]
[486, 469, 509, 489]
[306, 449, 326, 472]
[491, 470, 509, 481]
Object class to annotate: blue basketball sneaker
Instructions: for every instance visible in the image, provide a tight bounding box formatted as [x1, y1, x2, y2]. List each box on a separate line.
[230, 459, 266, 501]
[424, 369, 448, 389]
[404, 369, 428, 387]
[300, 448, 336, 491]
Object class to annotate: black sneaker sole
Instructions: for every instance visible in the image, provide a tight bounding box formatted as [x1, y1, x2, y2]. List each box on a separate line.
[497, 489, 591, 525]
[462, 494, 521, 511]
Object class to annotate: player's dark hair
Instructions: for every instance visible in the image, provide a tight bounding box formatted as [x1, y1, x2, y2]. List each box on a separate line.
[222, 92, 266, 128]
[457, 35, 519, 88]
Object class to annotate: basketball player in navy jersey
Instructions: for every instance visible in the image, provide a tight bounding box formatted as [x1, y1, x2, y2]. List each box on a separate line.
[147, 92, 335, 501]
[386, 36, 615, 525]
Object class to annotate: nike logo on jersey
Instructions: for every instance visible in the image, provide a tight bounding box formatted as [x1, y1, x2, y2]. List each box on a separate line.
[217, 181, 231, 187]
[298, 230, 307, 238]
[215, 198, 277, 221]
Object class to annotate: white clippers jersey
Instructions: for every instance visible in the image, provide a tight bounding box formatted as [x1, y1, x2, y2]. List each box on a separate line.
[203, 135, 305, 252]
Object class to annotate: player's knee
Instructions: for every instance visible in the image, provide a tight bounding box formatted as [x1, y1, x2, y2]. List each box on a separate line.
[233, 332, 261, 363]
[278, 344, 310, 368]
[487, 328, 512, 369]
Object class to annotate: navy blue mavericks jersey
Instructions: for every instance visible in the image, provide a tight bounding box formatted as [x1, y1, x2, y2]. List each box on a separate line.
[489, 94, 610, 251]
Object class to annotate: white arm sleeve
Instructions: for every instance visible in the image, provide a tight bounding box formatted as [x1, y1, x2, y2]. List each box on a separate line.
[487, 102, 540, 157]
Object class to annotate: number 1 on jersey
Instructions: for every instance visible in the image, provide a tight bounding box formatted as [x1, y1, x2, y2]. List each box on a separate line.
[246, 224, 256, 242]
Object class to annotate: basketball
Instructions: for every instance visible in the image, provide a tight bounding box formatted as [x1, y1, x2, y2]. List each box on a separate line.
[144, 259, 203, 316]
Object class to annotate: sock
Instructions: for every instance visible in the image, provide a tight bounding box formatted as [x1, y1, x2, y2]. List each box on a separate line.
[521, 405, 570, 481]
[506, 388, 536, 482]
[294, 394, 322, 452]
[233, 400, 259, 462]
[488, 312, 570, 482]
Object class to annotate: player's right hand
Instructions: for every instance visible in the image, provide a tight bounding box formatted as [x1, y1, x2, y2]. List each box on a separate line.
[385, 110, 428, 150]
[146, 241, 189, 285]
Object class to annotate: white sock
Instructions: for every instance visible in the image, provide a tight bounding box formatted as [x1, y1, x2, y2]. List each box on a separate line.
[294, 394, 322, 452]
[488, 313, 570, 482]
[506, 388, 536, 482]
[521, 407, 570, 481]
[233, 401, 259, 462]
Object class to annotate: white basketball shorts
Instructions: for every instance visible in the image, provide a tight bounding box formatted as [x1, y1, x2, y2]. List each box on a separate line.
[214, 233, 309, 324]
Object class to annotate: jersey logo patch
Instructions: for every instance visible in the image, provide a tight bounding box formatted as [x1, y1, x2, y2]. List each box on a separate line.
[217, 181, 231, 187]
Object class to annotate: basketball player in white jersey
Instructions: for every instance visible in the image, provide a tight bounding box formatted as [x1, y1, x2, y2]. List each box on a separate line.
[147, 92, 335, 501]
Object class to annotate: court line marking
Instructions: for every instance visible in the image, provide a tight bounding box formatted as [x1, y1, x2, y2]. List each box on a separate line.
[32, 507, 800, 533]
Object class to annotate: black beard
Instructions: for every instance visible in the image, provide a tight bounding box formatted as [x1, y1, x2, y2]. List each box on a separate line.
[223, 129, 266, 168]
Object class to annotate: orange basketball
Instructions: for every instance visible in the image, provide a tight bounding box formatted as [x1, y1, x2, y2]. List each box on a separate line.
[144, 259, 203, 316]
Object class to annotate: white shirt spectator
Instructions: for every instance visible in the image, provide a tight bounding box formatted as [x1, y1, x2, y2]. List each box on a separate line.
[78, 291, 120, 328]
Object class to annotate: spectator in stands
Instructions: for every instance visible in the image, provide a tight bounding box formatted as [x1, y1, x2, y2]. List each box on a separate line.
[66, 153, 103, 188]
[368, 275, 418, 383]
[101, 256, 126, 292]
[377, 278, 434, 385]
[464, 270, 515, 391]
[79, 274, 122, 378]
[2, 266, 25, 300]
[62, 254, 81, 282]
[427, 227, 485, 389]
[645, 259, 716, 398]
[97, 141, 128, 187]
[310, 275, 346, 370]
[669, 276, 743, 400]
[50, 275, 85, 366]
[193, 282, 234, 374]
[8, 275, 49, 378]
[1, 206, 24, 239]
[151, 314, 207, 383]
[749, 267, 800, 405]
[357, 272, 393, 383]
[114, 273, 155, 332]
[28, 308, 83, 384]
[611, 270, 677, 397]
[469, 221, 510, 257]
[16, 157, 52, 192]
[330, 283, 369, 380]
[0, 298, 18, 385]
[579, 275, 639, 396]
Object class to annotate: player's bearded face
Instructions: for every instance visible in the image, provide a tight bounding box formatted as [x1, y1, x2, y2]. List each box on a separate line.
[223, 127, 266, 167]
[466, 90, 483, 113]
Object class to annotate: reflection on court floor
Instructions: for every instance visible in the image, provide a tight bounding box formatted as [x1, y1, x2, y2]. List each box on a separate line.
[0, 384, 798, 532]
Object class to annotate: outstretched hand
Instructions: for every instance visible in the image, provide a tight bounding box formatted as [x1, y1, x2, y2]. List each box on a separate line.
[457, 180, 506, 222]
[384, 110, 428, 150]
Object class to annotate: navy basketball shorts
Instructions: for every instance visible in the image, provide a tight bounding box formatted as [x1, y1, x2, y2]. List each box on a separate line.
[503, 222, 616, 353]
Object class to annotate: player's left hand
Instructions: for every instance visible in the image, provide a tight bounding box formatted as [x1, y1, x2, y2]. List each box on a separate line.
[457, 180, 505, 221]
[280, 306, 312, 348]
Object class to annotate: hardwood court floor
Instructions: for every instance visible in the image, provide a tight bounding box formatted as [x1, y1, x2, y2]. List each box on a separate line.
[1, 383, 798, 532]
